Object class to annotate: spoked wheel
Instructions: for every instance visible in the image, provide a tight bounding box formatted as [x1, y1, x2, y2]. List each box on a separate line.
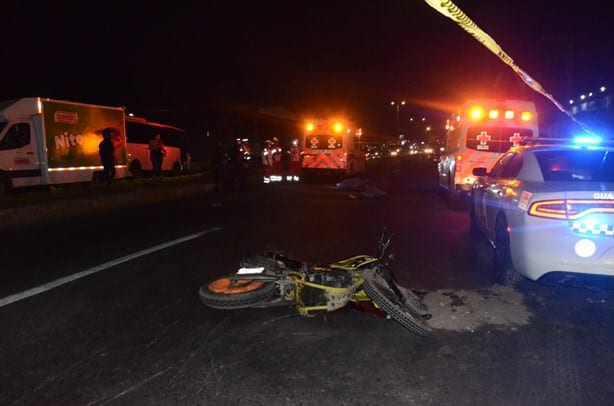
[362, 269, 432, 337]
[493, 214, 520, 287]
[199, 277, 277, 309]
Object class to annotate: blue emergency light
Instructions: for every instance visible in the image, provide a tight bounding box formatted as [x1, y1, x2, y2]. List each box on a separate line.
[573, 135, 602, 145]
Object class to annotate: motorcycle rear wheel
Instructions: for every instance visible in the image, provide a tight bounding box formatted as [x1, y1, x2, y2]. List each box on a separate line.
[199, 277, 277, 309]
[362, 270, 432, 337]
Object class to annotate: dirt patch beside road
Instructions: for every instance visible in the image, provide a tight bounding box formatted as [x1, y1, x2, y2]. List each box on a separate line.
[423, 285, 533, 333]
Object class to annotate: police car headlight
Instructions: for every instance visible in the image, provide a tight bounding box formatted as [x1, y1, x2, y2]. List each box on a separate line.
[574, 239, 596, 258]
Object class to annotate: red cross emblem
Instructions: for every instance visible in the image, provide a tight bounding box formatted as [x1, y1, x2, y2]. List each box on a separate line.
[509, 132, 522, 146]
[310, 137, 319, 147]
[476, 131, 491, 145]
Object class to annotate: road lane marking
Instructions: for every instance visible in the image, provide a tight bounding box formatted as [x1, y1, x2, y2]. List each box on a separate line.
[0, 227, 223, 308]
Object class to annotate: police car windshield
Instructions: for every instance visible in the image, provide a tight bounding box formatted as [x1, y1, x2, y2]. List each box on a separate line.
[305, 134, 343, 149]
[466, 126, 534, 153]
[535, 149, 614, 182]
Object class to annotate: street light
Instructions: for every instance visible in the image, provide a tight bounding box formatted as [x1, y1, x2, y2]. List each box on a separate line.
[409, 116, 426, 140]
[390, 100, 405, 136]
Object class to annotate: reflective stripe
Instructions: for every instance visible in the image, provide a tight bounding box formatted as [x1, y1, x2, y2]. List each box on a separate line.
[302, 150, 345, 169]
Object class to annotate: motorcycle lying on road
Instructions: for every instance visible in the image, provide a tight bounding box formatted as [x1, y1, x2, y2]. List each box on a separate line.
[198, 232, 432, 336]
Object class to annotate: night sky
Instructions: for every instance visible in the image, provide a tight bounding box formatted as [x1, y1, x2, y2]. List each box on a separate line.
[1, 1, 611, 146]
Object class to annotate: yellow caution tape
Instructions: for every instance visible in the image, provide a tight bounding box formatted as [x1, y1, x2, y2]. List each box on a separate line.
[424, 0, 595, 135]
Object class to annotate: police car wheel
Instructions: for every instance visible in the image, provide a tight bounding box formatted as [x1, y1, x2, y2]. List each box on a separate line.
[493, 214, 519, 287]
[469, 199, 480, 237]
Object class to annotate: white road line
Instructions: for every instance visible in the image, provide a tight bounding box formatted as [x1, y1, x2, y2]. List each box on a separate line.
[0, 227, 223, 308]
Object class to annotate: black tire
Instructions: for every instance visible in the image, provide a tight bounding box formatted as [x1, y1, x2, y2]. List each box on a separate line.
[493, 214, 520, 287]
[92, 171, 104, 184]
[172, 161, 182, 176]
[0, 174, 12, 195]
[446, 174, 462, 208]
[399, 286, 431, 318]
[130, 161, 143, 178]
[469, 197, 480, 237]
[199, 277, 277, 309]
[362, 269, 432, 337]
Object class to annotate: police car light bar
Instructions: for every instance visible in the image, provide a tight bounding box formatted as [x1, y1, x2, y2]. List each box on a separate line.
[573, 135, 601, 145]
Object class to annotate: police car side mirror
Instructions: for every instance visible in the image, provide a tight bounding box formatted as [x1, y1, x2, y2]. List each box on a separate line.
[472, 167, 488, 177]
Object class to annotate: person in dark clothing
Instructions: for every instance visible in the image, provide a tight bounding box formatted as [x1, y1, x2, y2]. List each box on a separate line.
[228, 138, 247, 191]
[149, 133, 165, 178]
[211, 138, 226, 192]
[98, 128, 116, 185]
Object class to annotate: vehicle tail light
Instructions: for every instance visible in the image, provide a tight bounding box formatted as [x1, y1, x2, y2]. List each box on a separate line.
[529, 199, 614, 220]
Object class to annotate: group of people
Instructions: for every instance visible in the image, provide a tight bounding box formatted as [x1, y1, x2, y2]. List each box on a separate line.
[98, 129, 166, 186]
[210, 136, 303, 191]
[261, 137, 282, 183]
[262, 137, 303, 183]
[211, 137, 250, 192]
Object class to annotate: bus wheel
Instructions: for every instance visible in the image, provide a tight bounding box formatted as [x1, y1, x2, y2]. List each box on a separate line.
[446, 175, 458, 204]
[130, 161, 143, 178]
[0, 173, 12, 195]
[172, 162, 182, 177]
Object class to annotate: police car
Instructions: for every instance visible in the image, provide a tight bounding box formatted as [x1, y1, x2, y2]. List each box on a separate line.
[469, 137, 614, 286]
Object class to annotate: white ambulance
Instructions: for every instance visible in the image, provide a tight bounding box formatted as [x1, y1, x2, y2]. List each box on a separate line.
[437, 99, 539, 202]
[301, 118, 365, 177]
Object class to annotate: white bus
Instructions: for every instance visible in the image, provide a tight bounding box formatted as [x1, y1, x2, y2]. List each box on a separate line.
[125, 116, 185, 177]
[437, 99, 539, 201]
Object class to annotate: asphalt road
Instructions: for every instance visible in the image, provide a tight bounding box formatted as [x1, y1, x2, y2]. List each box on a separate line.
[2, 157, 614, 405]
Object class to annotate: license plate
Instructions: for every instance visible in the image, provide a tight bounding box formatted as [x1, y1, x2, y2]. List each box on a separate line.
[237, 267, 265, 275]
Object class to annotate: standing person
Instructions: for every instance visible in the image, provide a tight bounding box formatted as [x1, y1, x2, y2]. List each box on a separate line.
[98, 128, 116, 186]
[211, 138, 226, 192]
[228, 138, 247, 191]
[271, 137, 282, 182]
[287, 138, 303, 182]
[149, 133, 165, 179]
[262, 139, 273, 184]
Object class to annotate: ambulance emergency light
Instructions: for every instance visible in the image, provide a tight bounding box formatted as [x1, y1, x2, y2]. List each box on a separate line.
[304, 120, 346, 133]
[468, 105, 532, 122]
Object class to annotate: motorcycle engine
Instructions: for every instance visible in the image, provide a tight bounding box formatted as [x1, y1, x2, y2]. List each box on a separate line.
[300, 269, 352, 306]
[308, 269, 352, 287]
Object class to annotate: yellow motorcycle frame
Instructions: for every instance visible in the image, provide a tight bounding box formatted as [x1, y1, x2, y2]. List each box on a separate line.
[199, 232, 432, 336]
[283, 255, 378, 316]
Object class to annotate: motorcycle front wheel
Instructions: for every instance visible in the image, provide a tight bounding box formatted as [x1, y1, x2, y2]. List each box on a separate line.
[199, 277, 277, 309]
[362, 269, 432, 337]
